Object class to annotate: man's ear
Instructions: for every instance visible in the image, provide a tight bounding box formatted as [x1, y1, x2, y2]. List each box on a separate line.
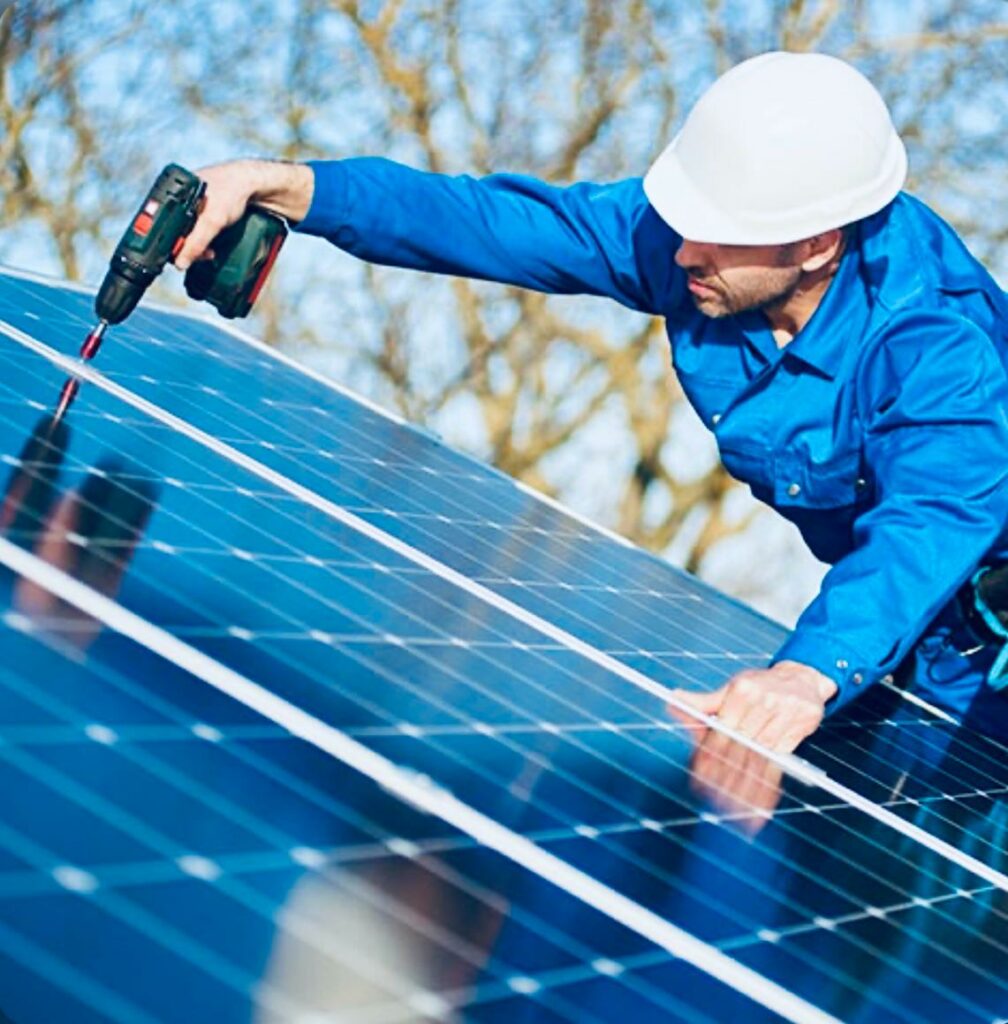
[800, 228, 844, 272]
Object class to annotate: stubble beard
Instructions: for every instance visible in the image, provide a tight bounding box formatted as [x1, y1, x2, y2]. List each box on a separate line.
[689, 266, 803, 319]
[689, 241, 804, 319]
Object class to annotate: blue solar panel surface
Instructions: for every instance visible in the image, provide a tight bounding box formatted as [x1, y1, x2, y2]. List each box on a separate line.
[0, 267, 1006, 1024]
[1, 613, 782, 1024]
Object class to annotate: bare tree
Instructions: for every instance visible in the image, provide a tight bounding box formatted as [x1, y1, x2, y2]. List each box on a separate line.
[3, 0, 1006, 621]
[0, 2, 157, 278]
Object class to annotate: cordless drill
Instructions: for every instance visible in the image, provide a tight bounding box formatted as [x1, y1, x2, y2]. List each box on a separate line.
[83, 162, 287, 358]
[58, 163, 287, 420]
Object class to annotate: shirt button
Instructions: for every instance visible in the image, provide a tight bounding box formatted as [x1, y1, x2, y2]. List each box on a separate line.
[855, 478, 867, 490]
[836, 658, 849, 670]
[852, 672, 864, 685]
[787, 483, 801, 497]
[712, 413, 722, 425]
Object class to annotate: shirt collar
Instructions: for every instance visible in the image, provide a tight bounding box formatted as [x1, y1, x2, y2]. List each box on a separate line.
[781, 242, 868, 379]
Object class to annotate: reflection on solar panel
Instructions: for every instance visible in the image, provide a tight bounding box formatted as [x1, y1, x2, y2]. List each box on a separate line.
[0, 264, 1006, 1024]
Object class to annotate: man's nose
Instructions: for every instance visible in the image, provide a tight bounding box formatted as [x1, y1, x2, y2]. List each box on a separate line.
[675, 238, 714, 271]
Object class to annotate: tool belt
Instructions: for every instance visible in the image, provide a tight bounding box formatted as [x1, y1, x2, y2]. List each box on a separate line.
[958, 566, 1008, 691]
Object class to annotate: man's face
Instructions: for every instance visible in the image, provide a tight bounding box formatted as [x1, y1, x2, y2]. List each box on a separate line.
[674, 238, 803, 318]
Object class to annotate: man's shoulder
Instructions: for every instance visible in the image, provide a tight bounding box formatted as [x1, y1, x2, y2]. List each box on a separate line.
[850, 195, 1008, 405]
[858, 191, 1006, 331]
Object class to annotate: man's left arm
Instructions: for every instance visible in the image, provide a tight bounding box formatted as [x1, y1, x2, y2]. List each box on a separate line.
[674, 311, 1008, 751]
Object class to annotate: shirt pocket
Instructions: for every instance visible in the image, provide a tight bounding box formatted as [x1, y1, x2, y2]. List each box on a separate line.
[773, 448, 871, 510]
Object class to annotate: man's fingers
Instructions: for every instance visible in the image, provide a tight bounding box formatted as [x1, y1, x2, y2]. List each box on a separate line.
[755, 700, 821, 753]
[667, 689, 723, 744]
[768, 716, 820, 754]
[714, 673, 763, 732]
[668, 687, 725, 718]
[174, 213, 225, 271]
[666, 704, 707, 745]
[689, 734, 783, 836]
[673, 665, 831, 757]
[734, 752, 785, 834]
[731, 690, 778, 740]
[175, 166, 253, 270]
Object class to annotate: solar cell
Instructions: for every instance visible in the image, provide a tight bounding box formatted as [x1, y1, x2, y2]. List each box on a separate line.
[1, 266, 1007, 1023]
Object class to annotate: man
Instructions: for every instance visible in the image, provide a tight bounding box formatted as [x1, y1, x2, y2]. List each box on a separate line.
[174, 52, 1008, 754]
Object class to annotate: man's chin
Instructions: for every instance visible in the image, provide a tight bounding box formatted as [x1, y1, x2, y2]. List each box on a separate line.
[689, 294, 731, 318]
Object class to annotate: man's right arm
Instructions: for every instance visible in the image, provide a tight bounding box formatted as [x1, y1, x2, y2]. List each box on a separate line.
[175, 157, 682, 316]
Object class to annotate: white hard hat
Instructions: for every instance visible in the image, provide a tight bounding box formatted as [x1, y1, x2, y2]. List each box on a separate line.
[643, 52, 907, 245]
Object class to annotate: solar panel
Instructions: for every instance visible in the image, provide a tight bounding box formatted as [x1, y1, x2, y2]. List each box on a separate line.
[0, 594, 781, 1024]
[0, 265, 1006, 1024]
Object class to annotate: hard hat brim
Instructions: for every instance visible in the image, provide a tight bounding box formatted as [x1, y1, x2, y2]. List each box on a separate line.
[643, 132, 908, 246]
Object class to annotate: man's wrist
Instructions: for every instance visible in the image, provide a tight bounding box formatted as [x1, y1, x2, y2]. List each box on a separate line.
[772, 659, 838, 702]
[771, 629, 878, 714]
[244, 159, 315, 223]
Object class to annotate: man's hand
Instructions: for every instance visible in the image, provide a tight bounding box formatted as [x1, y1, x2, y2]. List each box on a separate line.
[174, 159, 314, 271]
[667, 662, 837, 834]
[668, 660, 838, 754]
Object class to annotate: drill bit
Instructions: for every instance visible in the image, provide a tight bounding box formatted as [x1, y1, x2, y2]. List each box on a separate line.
[79, 320, 108, 362]
[53, 319, 108, 425]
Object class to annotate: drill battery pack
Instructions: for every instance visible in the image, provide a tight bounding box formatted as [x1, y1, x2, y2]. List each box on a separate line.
[184, 208, 288, 319]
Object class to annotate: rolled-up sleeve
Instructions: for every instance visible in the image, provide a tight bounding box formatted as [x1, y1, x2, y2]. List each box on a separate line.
[295, 157, 682, 314]
[773, 311, 1008, 712]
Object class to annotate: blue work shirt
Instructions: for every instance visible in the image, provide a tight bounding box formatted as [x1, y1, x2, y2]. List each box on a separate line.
[295, 158, 1008, 715]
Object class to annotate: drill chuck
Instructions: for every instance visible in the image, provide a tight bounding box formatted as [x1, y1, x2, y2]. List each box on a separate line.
[95, 262, 150, 325]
